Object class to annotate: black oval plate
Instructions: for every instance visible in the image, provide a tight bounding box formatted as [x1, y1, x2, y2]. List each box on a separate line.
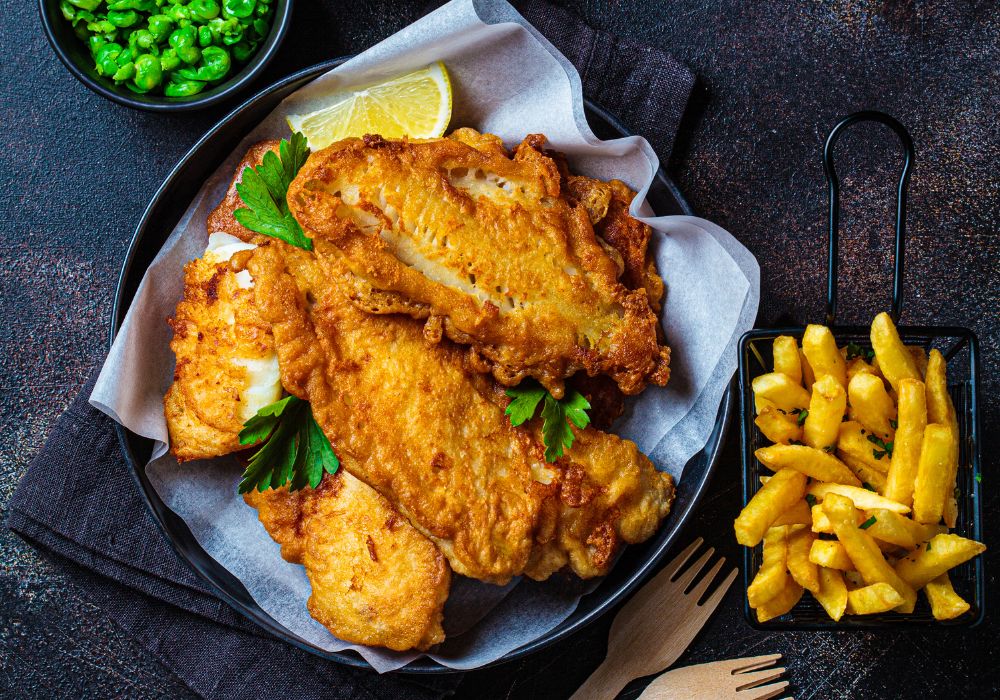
[112, 57, 734, 673]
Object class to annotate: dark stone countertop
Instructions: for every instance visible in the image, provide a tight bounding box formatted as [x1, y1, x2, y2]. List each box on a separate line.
[1, 1, 996, 698]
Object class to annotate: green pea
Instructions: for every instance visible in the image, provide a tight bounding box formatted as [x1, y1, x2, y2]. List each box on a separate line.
[125, 82, 151, 94]
[221, 26, 243, 45]
[95, 42, 122, 76]
[107, 9, 140, 27]
[180, 45, 230, 81]
[88, 34, 106, 56]
[189, 0, 221, 21]
[164, 4, 189, 22]
[107, 0, 156, 10]
[147, 14, 173, 41]
[198, 25, 213, 47]
[133, 54, 163, 90]
[130, 28, 155, 49]
[231, 40, 253, 63]
[168, 25, 197, 49]
[67, 0, 101, 10]
[223, 0, 255, 19]
[251, 18, 268, 39]
[159, 48, 181, 72]
[60, 1, 77, 21]
[164, 79, 205, 97]
[112, 61, 135, 81]
[87, 19, 117, 33]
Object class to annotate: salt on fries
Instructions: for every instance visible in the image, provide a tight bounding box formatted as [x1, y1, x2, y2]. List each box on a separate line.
[737, 313, 985, 623]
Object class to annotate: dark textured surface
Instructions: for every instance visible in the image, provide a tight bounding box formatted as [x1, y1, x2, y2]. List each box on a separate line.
[1, 1, 996, 698]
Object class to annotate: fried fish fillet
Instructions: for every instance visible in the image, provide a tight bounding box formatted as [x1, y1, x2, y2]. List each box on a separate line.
[163, 233, 450, 651]
[164, 232, 282, 461]
[247, 240, 675, 584]
[244, 477, 450, 651]
[285, 128, 671, 398]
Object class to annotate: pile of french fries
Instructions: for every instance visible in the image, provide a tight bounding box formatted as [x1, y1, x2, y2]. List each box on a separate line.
[736, 312, 985, 623]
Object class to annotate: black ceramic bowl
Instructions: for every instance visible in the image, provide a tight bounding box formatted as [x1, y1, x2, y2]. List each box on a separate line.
[39, 0, 293, 112]
[114, 58, 734, 671]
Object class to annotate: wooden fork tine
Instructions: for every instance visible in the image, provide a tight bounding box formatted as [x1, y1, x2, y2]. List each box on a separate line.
[671, 547, 715, 591]
[686, 556, 725, 601]
[659, 537, 704, 580]
[728, 653, 783, 674]
[737, 680, 790, 700]
[700, 566, 738, 613]
[735, 667, 786, 690]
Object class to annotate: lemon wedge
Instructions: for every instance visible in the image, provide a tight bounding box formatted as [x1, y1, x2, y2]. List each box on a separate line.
[287, 62, 452, 149]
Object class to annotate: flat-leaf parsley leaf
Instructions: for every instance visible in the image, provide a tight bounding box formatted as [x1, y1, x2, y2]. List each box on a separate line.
[505, 382, 592, 462]
[234, 132, 312, 250]
[237, 395, 339, 494]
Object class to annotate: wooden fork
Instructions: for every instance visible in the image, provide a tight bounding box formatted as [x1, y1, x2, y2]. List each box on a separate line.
[570, 538, 738, 699]
[637, 654, 790, 699]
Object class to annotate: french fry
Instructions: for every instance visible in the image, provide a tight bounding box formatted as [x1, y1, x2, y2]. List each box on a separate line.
[786, 525, 821, 593]
[846, 357, 877, 384]
[747, 526, 790, 608]
[846, 583, 905, 615]
[837, 421, 891, 475]
[869, 312, 921, 394]
[813, 567, 848, 621]
[773, 335, 802, 384]
[803, 324, 847, 389]
[808, 539, 854, 570]
[756, 579, 804, 623]
[799, 349, 816, 388]
[752, 372, 811, 412]
[840, 455, 887, 494]
[773, 499, 812, 526]
[912, 424, 953, 524]
[755, 444, 860, 485]
[754, 394, 776, 415]
[894, 534, 987, 590]
[803, 374, 847, 450]
[807, 482, 910, 514]
[823, 493, 917, 612]
[924, 574, 970, 621]
[884, 378, 928, 507]
[844, 570, 866, 590]
[847, 372, 897, 440]
[908, 346, 929, 378]
[754, 405, 803, 444]
[862, 509, 920, 549]
[811, 503, 863, 535]
[925, 349, 960, 528]
[735, 468, 808, 547]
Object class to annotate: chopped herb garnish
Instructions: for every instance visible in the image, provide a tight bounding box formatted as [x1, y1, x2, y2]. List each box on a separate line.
[805, 493, 818, 507]
[234, 133, 312, 250]
[237, 395, 339, 494]
[975, 474, 982, 484]
[926, 540, 932, 551]
[845, 342, 876, 363]
[823, 445, 835, 453]
[790, 407, 803, 414]
[797, 409, 809, 426]
[859, 516, 877, 530]
[866, 433, 893, 459]
[889, 418, 898, 430]
[505, 381, 591, 462]
[862, 482, 876, 492]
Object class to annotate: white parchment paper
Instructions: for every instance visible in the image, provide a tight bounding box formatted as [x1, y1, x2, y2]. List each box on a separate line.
[90, 0, 760, 673]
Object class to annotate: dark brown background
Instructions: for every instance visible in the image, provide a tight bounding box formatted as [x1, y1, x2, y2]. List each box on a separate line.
[1, 1, 997, 697]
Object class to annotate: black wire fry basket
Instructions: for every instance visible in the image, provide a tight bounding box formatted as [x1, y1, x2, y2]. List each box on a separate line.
[737, 111, 984, 629]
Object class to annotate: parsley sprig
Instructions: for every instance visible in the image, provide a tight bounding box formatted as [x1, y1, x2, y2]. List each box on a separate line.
[237, 395, 339, 494]
[234, 133, 312, 250]
[505, 381, 592, 462]
[845, 342, 876, 363]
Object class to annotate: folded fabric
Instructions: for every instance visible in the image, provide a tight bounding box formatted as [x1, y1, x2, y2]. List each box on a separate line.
[7, 2, 694, 696]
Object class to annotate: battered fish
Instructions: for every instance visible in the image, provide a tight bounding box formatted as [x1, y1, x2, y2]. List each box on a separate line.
[286, 129, 670, 398]
[244, 477, 449, 651]
[247, 240, 674, 584]
[163, 233, 450, 651]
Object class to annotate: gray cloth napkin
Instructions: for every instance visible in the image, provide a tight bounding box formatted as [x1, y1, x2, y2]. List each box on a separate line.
[7, 3, 694, 697]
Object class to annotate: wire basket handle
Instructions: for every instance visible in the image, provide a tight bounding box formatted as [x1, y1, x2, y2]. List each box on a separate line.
[823, 111, 915, 325]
